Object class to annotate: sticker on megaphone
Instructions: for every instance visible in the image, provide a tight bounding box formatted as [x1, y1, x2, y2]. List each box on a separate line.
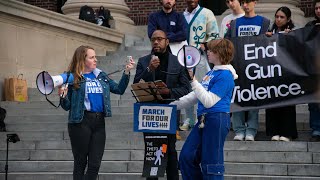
[36, 71, 74, 95]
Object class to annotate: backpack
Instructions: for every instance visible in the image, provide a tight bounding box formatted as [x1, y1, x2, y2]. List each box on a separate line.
[79, 5, 96, 24]
[96, 6, 111, 28]
[0, 106, 6, 132]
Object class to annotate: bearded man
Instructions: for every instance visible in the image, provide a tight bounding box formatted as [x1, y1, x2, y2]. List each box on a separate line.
[147, 0, 187, 44]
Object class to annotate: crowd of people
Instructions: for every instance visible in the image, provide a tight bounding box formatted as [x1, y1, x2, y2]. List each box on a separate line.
[57, 0, 319, 179]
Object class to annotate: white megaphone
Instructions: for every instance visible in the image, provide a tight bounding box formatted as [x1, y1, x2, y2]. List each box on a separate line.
[177, 45, 201, 69]
[36, 71, 74, 95]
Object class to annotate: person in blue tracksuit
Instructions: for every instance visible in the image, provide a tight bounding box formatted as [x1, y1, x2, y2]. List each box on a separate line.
[170, 39, 238, 180]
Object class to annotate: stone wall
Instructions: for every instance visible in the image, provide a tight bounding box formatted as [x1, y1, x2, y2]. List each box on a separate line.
[0, 0, 124, 100]
[125, 0, 186, 25]
[24, 0, 315, 25]
[299, 0, 315, 17]
[24, 0, 57, 12]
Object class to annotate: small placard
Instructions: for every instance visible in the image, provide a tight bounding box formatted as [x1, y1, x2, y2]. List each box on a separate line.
[142, 134, 168, 177]
[133, 103, 177, 134]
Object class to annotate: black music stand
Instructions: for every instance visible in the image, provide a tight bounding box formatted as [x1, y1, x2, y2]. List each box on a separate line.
[131, 81, 174, 178]
[131, 81, 170, 103]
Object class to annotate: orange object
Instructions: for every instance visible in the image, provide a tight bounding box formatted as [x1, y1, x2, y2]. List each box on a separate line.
[176, 130, 182, 141]
[162, 144, 167, 153]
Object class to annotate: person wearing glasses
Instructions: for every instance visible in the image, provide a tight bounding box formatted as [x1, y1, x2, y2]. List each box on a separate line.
[219, 0, 244, 38]
[171, 38, 238, 180]
[225, 0, 270, 141]
[133, 30, 191, 180]
[147, 0, 188, 139]
[58, 45, 135, 180]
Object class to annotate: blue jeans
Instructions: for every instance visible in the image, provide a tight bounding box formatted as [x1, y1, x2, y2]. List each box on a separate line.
[308, 103, 320, 136]
[232, 110, 259, 136]
[179, 112, 230, 180]
[68, 111, 106, 180]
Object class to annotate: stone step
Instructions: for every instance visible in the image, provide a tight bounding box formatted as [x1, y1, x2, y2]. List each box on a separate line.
[0, 149, 318, 164]
[25, 90, 135, 102]
[2, 110, 311, 130]
[4, 112, 311, 123]
[0, 173, 169, 180]
[0, 131, 146, 141]
[4, 106, 133, 115]
[4, 121, 136, 132]
[4, 114, 133, 123]
[0, 99, 136, 109]
[1, 173, 320, 180]
[0, 161, 319, 176]
[97, 49, 150, 65]
[1, 139, 319, 152]
[0, 129, 316, 142]
[2, 121, 313, 133]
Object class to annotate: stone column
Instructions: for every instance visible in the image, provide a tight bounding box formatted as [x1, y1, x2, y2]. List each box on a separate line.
[61, 0, 135, 33]
[221, 0, 307, 28]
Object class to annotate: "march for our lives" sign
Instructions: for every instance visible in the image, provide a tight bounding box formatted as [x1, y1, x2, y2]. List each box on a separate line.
[133, 103, 177, 134]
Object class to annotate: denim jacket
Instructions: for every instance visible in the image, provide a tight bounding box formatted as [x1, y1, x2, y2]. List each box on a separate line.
[61, 68, 130, 123]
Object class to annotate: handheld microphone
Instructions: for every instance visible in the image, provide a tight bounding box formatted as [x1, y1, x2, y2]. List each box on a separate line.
[151, 54, 157, 81]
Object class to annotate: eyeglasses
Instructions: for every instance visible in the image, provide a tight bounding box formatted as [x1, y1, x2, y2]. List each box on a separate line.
[151, 37, 167, 43]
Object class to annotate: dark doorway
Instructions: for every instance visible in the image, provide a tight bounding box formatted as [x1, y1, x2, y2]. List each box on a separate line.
[200, 0, 228, 15]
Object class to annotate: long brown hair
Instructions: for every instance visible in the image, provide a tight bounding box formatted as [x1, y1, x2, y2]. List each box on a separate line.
[68, 45, 94, 89]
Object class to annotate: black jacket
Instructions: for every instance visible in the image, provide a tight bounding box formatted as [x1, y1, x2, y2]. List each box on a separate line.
[133, 53, 191, 99]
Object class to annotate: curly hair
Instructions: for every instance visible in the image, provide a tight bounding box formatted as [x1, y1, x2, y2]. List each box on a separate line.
[207, 39, 235, 65]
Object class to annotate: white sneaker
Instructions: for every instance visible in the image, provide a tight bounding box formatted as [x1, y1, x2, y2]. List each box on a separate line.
[271, 135, 280, 141]
[245, 135, 255, 141]
[279, 136, 290, 142]
[180, 118, 190, 131]
[233, 134, 245, 141]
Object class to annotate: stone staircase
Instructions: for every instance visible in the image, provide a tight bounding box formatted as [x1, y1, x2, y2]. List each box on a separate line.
[0, 34, 320, 180]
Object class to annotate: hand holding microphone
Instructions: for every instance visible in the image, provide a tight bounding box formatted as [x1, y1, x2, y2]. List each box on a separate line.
[148, 55, 160, 71]
[124, 56, 135, 74]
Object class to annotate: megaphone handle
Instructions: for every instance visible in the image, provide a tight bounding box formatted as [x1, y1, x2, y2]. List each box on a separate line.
[182, 45, 192, 81]
[193, 67, 196, 79]
[184, 67, 192, 81]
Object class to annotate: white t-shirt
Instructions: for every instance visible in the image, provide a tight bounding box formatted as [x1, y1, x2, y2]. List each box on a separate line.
[183, 5, 200, 24]
[219, 13, 244, 38]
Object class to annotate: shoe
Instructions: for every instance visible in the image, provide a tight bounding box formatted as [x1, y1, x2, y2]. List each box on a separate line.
[310, 135, 320, 142]
[245, 135, 255, 141]
[279, 136, 290, 142]
[176, 131, 182, 141]
[233, 134, 244, 141]
[271, 135, 280, 141]
[180, 118, 190, 131]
